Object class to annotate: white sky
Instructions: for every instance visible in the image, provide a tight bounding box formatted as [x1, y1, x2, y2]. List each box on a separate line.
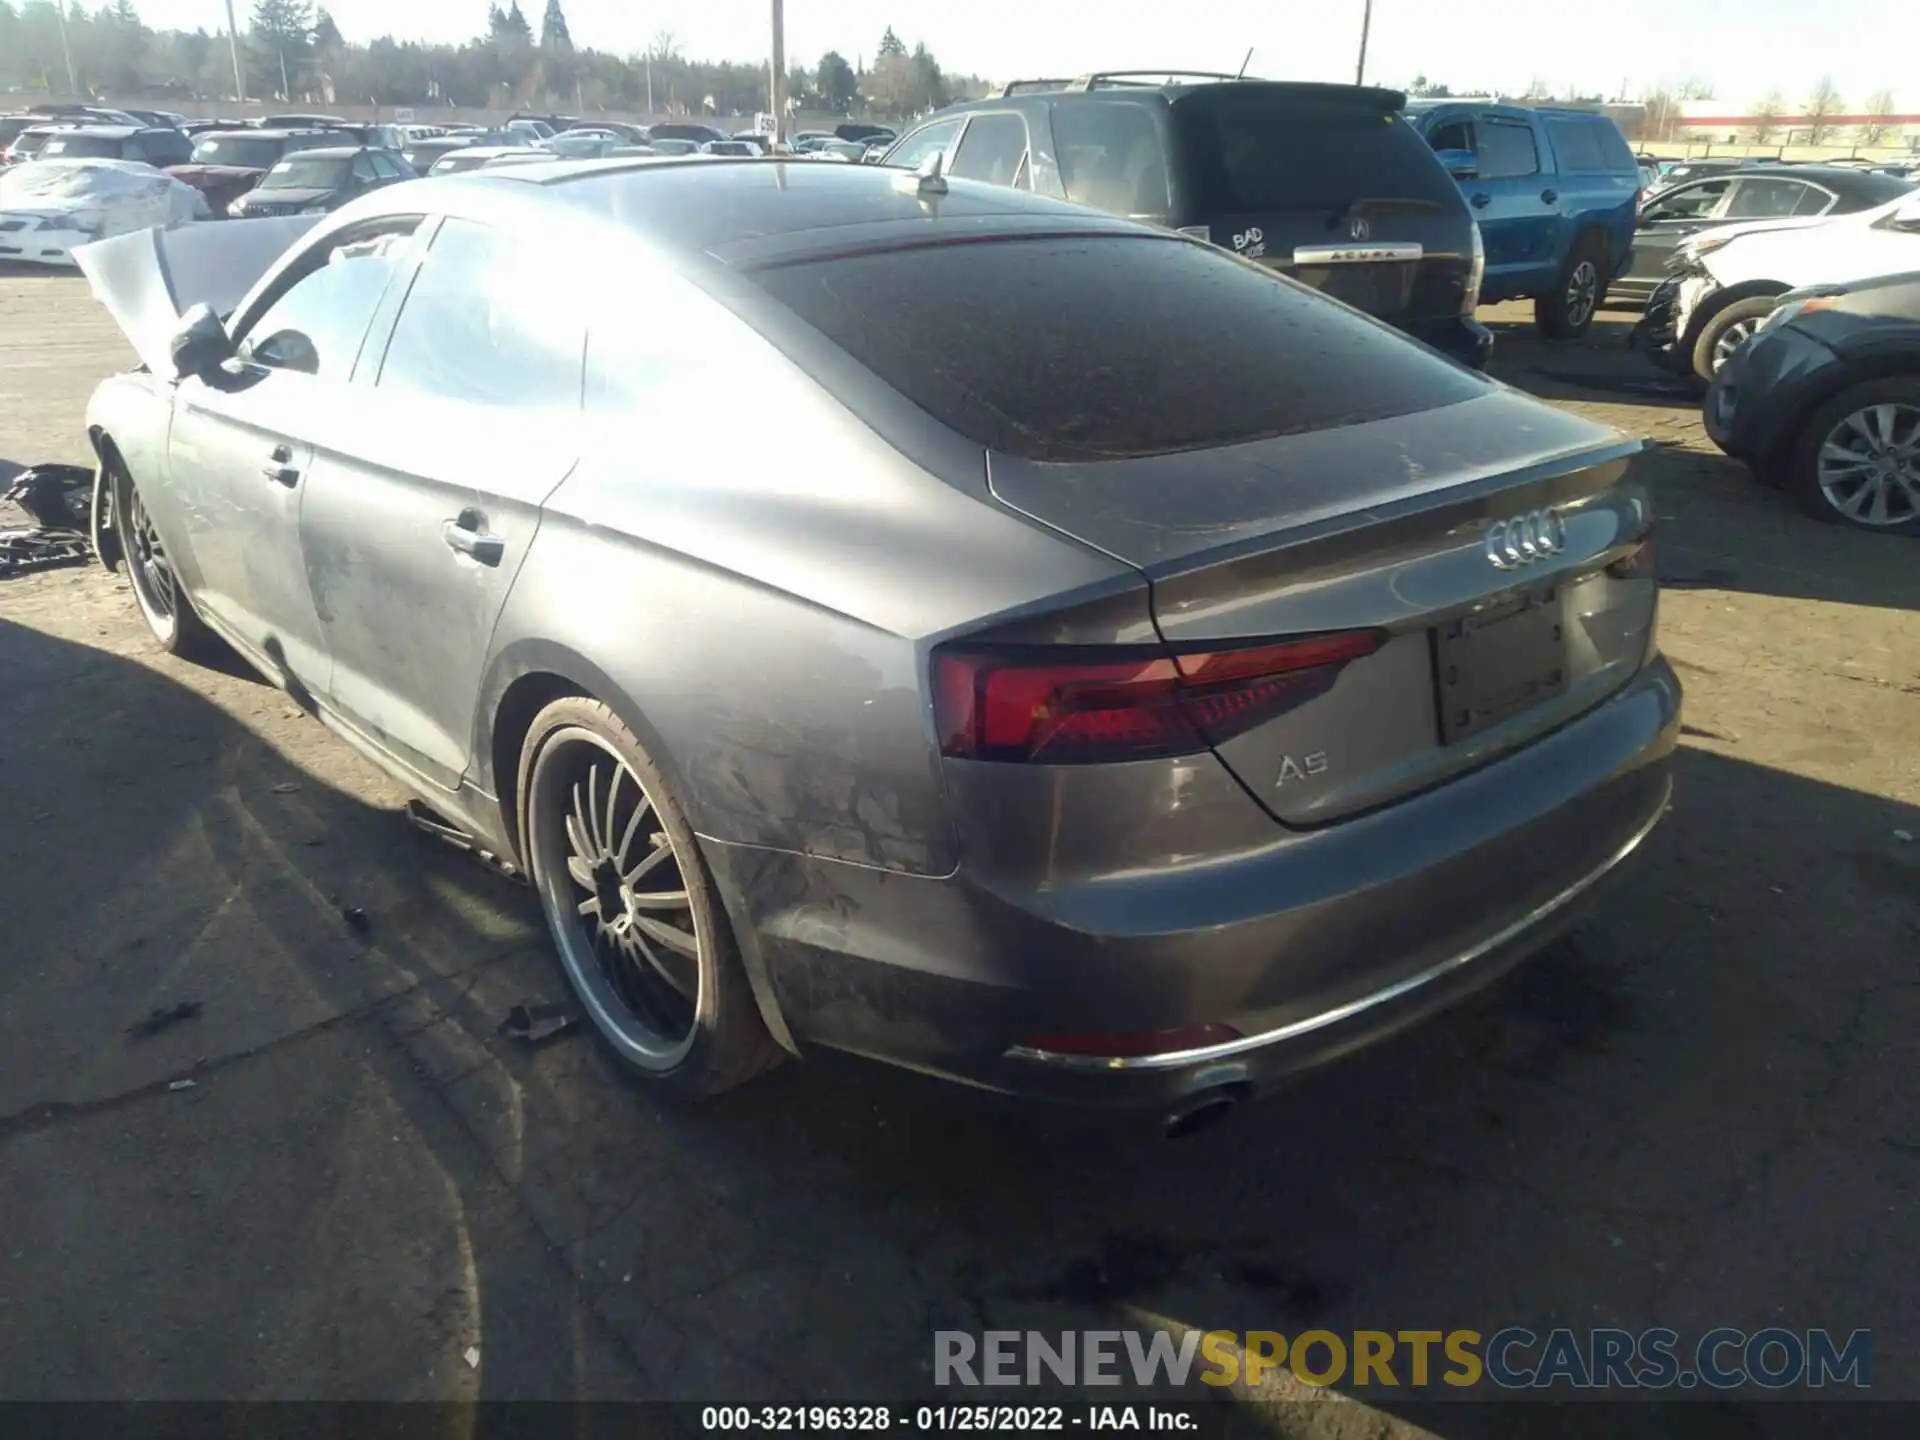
[128, 0, 1919, 109]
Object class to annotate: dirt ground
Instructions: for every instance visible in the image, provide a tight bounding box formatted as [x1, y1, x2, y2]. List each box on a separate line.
[1, 272, 1916, 1427]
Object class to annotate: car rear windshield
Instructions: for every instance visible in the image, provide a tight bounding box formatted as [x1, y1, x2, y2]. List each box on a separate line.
[749, 235, 1484, 462]
[1173, 90, 1459, 214]
[261, 156, 348, 189]
[38, 134, 123, 159]
[192, 135, 293, 169]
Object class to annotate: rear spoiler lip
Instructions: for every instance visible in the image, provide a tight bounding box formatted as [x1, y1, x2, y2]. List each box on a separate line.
[984, 389, 1648, 577]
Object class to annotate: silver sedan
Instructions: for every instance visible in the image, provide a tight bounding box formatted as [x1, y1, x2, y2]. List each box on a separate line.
[76, 157, 1680, 1126]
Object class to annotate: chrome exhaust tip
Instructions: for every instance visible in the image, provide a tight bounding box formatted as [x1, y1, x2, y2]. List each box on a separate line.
[1163, 1085, 1247, 1140]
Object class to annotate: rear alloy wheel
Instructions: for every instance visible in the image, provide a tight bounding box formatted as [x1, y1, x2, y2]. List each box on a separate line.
[111, 459, 215, 657]
[1536, 237, 1606, 339]
[1787, 379, 1920, 534]
[518, 696, 783, 1094]
[1688, 295, 1779, 385]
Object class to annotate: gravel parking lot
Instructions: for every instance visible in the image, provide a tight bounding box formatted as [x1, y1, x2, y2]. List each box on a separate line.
[1, 269, 1916, 1424]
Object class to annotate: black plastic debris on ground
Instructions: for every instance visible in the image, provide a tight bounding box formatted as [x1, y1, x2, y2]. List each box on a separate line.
[1, 463, 95, 579]
[341, 906, 371, 935]
[499, 1000, 581, 1046]
[125, 1000, 204, 1042]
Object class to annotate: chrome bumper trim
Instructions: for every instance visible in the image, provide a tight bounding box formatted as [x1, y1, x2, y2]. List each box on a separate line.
[1006, 780, 1670, 1073]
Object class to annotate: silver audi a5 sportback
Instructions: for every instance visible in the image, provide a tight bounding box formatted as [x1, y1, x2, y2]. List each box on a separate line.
[78, 157, 1680, 1120]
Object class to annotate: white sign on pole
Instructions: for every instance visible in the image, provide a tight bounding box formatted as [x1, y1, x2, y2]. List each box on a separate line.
[393, 106, 416, 122]
[755, 112, 777, 135]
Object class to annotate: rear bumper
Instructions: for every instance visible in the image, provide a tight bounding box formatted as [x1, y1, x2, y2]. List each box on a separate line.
[708, 658, 1681, 1107]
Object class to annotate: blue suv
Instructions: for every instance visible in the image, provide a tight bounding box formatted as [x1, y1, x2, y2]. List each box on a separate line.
[1407, 103, 1641, 337]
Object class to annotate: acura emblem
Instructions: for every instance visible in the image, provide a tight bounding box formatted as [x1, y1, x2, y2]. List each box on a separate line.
[1483, 509, 1567, 569]
[1349, 216, 1371, 241]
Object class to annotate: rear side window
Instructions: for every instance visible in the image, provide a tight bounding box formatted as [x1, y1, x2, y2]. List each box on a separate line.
[1477, 119, 1539, 179]
[1594, 122, 1637, 172]
[1173, 93, 1458, 214]
[377, 217, 584, 410]
[1052, 102, 1171, 216]
[750, 236, 1483, 462]
[1725, 178, 1813, 219]
[949, 113, 1030, 189]
[1547, 120, 1606, 172]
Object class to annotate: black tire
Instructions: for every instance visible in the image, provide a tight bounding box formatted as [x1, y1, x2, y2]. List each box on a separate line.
[1784, 376, 1920, 535]
[1689, 295, 1779, 385]
[517, 695, 785, 1095]
[1535, 234, 1607, 339]
[109, 457, 217, 659]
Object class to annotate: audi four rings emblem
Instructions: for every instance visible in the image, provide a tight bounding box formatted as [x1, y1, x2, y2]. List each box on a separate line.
[1483, 509, 1567, 569]
[1349, 216, 1371, 241]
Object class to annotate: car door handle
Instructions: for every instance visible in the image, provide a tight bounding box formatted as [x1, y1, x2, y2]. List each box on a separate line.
[262, 443, 299, 485]
[443, 508, 505, 566]
[1470, 192, 1490, 208]
[1541, 188, 1559, 204]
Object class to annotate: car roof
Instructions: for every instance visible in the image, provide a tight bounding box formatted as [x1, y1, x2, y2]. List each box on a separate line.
[944, 78, 1406, 115]
[34, 123, 145, 137]
[199, 127, 324, 139]
[448, 155, 1143, 264]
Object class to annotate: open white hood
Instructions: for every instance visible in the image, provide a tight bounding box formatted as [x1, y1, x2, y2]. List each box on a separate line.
[71, 215, 319, 376]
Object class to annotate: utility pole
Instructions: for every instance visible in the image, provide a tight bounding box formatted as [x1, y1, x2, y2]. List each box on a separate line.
[769, 0, 786, 149]
[224, 0, 248, 101]
[53, 0, 78, 97]
[1355, 0, 1373, 85]
[279, 47, 290, 102]
[645, 51, 653, 115]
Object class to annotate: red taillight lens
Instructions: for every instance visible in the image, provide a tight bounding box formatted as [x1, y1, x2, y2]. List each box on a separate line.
[934, 631, 1383, 764]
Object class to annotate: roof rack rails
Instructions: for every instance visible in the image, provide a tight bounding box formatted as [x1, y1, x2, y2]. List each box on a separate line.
[985, 78, 1073, 98]
[1066, 69, 1253, 91]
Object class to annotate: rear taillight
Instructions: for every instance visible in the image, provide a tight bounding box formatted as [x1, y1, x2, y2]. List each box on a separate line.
[933, 631, 1383, 764]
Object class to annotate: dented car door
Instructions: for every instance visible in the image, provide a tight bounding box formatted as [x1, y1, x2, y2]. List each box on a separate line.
[295, 217, 585, 793]
[163, 222, 415, 694]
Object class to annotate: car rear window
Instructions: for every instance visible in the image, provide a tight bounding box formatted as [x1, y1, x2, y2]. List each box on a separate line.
[39, 134, 123, 159]
[1173, 91, 1459, 215]
[749, 235, 1483, 462]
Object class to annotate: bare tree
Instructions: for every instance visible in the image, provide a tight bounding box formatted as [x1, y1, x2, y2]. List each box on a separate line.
[1750, 90, 1784, 144]
[1676, 76, 1715, 100]
[1522, 76, 1550, 102]
[1804, 76, 1843, 143]
[1861, 88, 1897, 146]
[1641, 87, 1679, 142]
[648, 28, 679, 61]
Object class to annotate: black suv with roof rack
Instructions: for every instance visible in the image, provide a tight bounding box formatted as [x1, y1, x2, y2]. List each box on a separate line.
[878, 70, 1492, 369]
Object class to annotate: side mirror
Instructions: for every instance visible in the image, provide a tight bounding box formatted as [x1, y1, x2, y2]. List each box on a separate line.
[1891, 196, 1920, 232]
[1435, 147, 1478, 181]
[168, 302, 233, 380]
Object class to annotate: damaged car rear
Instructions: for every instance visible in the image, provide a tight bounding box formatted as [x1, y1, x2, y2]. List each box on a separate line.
[73, 158, 1679, 1121]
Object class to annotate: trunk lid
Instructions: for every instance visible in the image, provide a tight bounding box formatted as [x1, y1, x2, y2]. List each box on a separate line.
[1170, 87, 1476, 326]
[987, 389, 1657, 825]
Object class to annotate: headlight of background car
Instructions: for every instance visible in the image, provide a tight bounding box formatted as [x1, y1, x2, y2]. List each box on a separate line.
[1757, 289, 1843, 335]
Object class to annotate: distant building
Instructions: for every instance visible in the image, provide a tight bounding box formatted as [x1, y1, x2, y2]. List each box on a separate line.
[1669, 97, 1918, 146]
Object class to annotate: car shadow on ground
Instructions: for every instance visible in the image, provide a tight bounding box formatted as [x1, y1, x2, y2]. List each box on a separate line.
[2, 615, 1915, 1410]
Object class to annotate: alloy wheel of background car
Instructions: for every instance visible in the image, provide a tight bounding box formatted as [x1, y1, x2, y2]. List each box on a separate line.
[111, 460, 214, 656]
[519, 697, 783, 1093]
[1689, 296, 1782, 386]
[1812, 401, 1920, 530]
[1564, 261, 1599, 331]
[1537, 237, 1606, 339]
[1788, 379, 1920, 534]
[1710, 317, 1762, 376]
